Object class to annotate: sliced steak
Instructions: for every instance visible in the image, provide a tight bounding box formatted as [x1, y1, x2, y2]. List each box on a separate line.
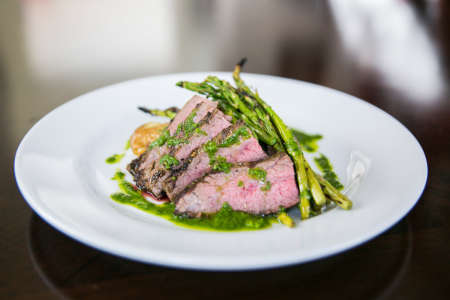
[146, 108, 232, 197]
[129, 96, 234, 198]
[128, 95, 219, 193]
[175, 153, 299, 216]
[164, 122, 267, 201]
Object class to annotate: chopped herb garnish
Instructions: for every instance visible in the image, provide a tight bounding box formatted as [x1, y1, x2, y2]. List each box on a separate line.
[238, 180, 244, 187]
[219, 127, 250, 148]
[195, 127, 207, 136]
[248, 167, 267, 182]
[160, 154, 180, 170]
[177, 111, 197, 136]
[149, 129, 169, 149]
[261, 180, 271, 191]
[248, 167, 271, 191]
[203, 140, 218, 157]
[211, 156, 232, 173]
[166, 136, 184, 147]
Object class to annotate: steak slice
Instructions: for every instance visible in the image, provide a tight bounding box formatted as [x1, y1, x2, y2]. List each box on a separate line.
[175, 153, 299, 216]
[164, 122, 267, 201]
[128, 95, 218, 193]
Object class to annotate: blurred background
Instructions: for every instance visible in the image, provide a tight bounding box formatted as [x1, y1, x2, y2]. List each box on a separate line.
[1, 0, 448, 148]
[1, 0, 449, 299]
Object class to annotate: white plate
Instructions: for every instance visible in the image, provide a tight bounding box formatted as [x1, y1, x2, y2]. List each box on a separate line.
[15, 73, 427, 270]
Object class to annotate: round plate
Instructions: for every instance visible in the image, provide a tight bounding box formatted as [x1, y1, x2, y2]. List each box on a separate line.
[15, 73, 427, 270]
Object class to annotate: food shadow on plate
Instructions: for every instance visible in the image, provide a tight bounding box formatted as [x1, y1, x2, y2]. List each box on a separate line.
[27, 212, 412, 300]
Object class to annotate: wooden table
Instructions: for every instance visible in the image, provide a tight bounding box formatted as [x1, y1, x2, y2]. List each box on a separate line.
[1, 1, 449, 299]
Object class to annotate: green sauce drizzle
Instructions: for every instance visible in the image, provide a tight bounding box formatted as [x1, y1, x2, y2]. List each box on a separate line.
[160, 154, 180, 170]
[248, 167, 271, 191]
[110, 170, 274, 231]
[149, 129, 169, 149]
[178, 111, 197, 136]
[106, 139, 131, 164]
[105, 153, 125, 164]
[151, 111, 206, 149]
[291, 128, 322, 153]
[248, 167, 267, 182]
[261, 180, 271, 192]
[195, 128, 207, 136]
[203, 140, 218, 157]
[219, 127, 250, 148]
[203, 140, 232, 173]
[314, 154, 344, 190]
[211, 155, 232, 173]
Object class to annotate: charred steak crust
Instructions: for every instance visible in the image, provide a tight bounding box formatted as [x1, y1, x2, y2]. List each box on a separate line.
[127, 96, 217, 195]
[127, 151, 154, 192]
[129, 96, 235, 199]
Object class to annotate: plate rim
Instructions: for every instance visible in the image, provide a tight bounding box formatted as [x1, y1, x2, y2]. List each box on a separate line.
[14, 72, 428, 270]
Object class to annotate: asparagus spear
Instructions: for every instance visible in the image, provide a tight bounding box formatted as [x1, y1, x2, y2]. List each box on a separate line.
[315, 173, 352, 209]
[232, 65, 313, 219]
[304, 158, 327, 207]
[138, 107, 179, 119]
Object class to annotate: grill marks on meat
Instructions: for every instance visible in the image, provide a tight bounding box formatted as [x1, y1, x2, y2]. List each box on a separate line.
[128, 95, 232, 197]
[147, 108, 231, 197]
[167, 95, 216, 135]
[175, 153, 299, 217]
[164, 122, 267, 201]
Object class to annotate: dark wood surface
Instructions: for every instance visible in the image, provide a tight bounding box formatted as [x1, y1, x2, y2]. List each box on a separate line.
[1, 0, 449, 299]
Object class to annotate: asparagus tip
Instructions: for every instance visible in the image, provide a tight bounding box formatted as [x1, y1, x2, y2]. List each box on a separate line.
[138, 106, 150, 113]
[175, 81, 183, 87]
[236, 57, 247, 68]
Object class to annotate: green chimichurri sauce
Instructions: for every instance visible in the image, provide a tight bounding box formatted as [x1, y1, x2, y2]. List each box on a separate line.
[248, 167, 267, 182]
[261, 180, 271, 192]
[291, 128, 322, 153]
[314, 154, 344, 190]
[211, 155, 232, 173]
[149, 129, 169, 149]
[178, 111, 197, 136]
[195, 128, 207, 136]
[150, 111, 206, 150]
[219, 127, 250, 148]
[248, 167, 271, 191]
[106, 139, 131, 164]
[160, 154, 180, 170]
[203, 140, 217, 156]
[105, 153, 125, 164]
[110, 171, 275, 231]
